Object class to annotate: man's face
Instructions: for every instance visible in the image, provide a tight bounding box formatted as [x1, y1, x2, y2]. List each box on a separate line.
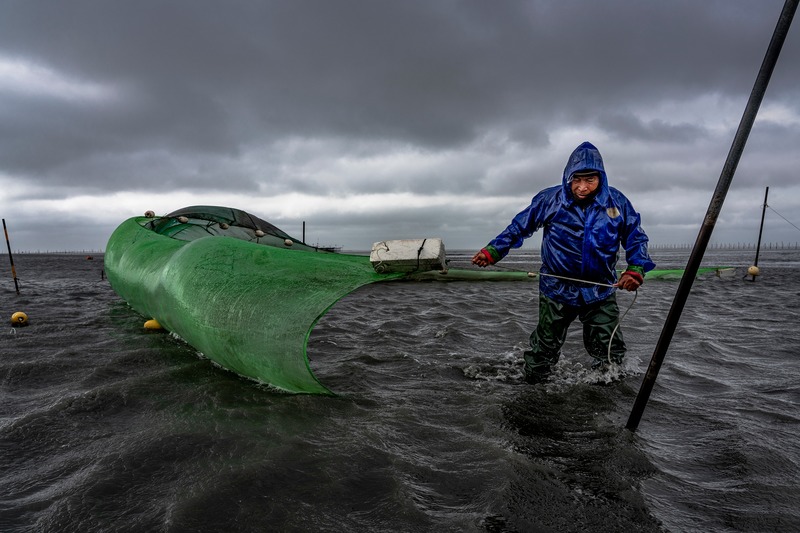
[570, 173, 600, 201]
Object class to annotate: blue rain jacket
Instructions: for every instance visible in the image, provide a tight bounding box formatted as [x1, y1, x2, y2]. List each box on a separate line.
[486, 142, 655, 306]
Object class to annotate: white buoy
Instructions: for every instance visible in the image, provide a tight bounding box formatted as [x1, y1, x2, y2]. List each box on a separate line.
[144, 210, 155, 217]
[284, 239, 293, 247]
[747, 265, 760, 277]
[255, 230, 265, 237]
[178, 216, 189, 223]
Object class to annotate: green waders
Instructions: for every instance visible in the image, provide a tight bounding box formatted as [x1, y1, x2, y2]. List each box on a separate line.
[523, 292, 625, 383]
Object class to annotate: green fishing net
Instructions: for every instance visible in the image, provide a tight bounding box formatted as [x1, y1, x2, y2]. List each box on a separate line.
[105, 211, 401, 394]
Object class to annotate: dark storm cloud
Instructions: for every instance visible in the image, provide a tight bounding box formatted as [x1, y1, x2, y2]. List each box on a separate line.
[597, 112, 707, 144]
[0, 0, 798, 250]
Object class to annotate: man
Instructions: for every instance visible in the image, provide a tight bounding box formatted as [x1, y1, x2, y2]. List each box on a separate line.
[472, 141, 655, 383]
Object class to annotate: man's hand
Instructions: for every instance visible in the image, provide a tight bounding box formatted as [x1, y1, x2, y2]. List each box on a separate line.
[615, 271, 643, 291]
[471, 249, 493, 267]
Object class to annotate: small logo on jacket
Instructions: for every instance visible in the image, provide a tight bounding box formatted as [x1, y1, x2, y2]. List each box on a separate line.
[606, 207, 620, 218]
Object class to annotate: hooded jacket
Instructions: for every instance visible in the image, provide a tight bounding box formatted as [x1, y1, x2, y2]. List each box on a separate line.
[484, 141, 655, 306]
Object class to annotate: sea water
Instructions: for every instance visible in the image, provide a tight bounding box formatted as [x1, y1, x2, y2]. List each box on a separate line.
[1, 249, 798, 532]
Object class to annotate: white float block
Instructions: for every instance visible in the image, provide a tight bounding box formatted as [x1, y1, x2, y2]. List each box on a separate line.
[370, 238, 447, 273]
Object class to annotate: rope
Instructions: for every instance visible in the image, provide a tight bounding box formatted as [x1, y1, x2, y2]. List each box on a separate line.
[415, 239, 427, 271]
[371, 241, 390, 273]
[491, 265, 638, 366]
[371, 240, 428, 273]
[608, 289, 637, 365]
[767, 205, 800, 235]
[541, 271, 637, 365]
[538, 272, 614, 287]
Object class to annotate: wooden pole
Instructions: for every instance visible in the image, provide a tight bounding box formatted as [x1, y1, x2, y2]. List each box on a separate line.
[626, 0, 798, 432]
[2, 219, 20, 294]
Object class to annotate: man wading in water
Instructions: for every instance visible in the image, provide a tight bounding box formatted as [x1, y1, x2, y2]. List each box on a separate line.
[472, 141, 655, 384]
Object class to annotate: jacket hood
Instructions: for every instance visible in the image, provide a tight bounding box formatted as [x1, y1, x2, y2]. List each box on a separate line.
[562, 141, 609, 203]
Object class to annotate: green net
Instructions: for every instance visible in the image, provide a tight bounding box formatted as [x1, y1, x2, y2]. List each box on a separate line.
[105, 214, 401, 394]
[150, 205, 325, 251]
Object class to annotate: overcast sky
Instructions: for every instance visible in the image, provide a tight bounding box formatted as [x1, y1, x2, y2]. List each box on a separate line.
[1, 0, 799, 254]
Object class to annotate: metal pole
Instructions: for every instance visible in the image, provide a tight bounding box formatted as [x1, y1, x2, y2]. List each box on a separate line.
[750, 186, 769, 280]
[626, 0, 798, 432]
[2, 218, 20, 294]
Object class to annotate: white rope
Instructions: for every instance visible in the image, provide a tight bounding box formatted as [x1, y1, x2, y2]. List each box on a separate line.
[538, 271, 638, 365]
[607, 290, 637, 365]
[481, 264, 639, 365]
[538, 272, 615, 287]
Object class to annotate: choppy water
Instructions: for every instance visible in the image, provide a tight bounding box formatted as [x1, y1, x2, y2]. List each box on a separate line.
[1, 248, 798, 532]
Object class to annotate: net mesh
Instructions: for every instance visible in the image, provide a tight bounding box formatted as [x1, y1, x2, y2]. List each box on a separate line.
[143, 205, 327, 251]
[105, 214, 400, 394]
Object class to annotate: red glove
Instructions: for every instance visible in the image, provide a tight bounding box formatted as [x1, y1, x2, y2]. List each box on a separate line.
[471, 248, 495, 267]
[617, 270, 643, 291]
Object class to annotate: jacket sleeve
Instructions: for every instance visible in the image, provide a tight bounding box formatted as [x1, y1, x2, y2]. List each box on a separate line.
[486, 189, 555, 261]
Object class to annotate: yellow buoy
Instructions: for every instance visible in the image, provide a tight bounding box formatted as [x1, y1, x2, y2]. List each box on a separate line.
[11, 311, 28, 327]
[144, 319, 163, 330]
[747, 265, 760, 277]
